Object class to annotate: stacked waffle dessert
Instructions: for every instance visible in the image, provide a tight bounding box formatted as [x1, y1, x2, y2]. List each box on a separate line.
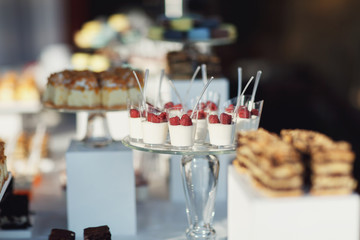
[0, 139, 9, 192]
[281, 129, 356, 196]
[236, 128, 304, 197]
[43, 67, 144, 109]
[235, 128, 357, 197]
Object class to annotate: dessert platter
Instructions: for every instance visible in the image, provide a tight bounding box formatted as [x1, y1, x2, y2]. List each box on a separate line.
[123, 67, 264, 239]
[148, 14, 237, 45]
[235, 128, 357, 197]
[43, 66, 144, 147]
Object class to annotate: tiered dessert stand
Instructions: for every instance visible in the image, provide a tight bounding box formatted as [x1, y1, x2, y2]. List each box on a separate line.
[44, 105, 121, 147]
[122, 136, 235, 239]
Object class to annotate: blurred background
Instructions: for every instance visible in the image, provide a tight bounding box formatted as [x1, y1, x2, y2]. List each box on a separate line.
[0, 0, 359, 183]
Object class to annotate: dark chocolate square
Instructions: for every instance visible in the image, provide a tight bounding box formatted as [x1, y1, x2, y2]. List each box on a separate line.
[84, 225, 111, 240]
[48, 228, 75, 240]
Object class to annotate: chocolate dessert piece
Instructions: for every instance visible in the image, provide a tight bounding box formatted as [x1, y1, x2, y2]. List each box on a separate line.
[84, 225, 111, 240]
[49, 228, 75, 240]
[0, 194, 31, 229]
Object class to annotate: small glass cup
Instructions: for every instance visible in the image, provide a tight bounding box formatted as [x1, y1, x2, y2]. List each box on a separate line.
[224, 95, 264, 132]
[127, 100, 144, 142]
[187, 107, 208, 144]
[204, 90, 220, 115]
[167, 107, 197, 149]
[207, 106, 238, 148]
[142, 104, 168, 146]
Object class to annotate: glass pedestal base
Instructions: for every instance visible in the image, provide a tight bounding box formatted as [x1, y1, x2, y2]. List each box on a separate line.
[83, 112, 113, 148]
[181, 155, 219, 240]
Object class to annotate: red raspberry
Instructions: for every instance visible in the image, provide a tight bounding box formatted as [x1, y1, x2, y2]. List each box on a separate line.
[180, 114, 192, 126]
[173, 104, 183, 110]
[197, 110, 206, 119]
[238, 107, 250, 118]
[225, 104, 234, 113]
[187, 110, 193, 116]
[158, 112, 168, 122]
[200, 102, 206, 110]
[208, 114, 220, 124]
[251, 109, 259, 116]
[147, 113, 160, 123]
[164, 101, 174, 109]
[206, 101, 218, 111]
[169, 116, 180, 125]
[220, 113, 232, 124]
[129, 109, 140, 118]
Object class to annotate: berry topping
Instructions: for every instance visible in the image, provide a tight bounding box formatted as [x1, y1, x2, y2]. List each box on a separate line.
[164, 101, 174, 109]
[187, 110, 206, 119]
[206, 101, 218, 111]
[173, 104, 183, 110]
[238, 107, 250, 118]
[169, 116, 180, 125]
[180, 114, 192, 126]
[200, 102, 206, 110]
[197, 110, 206, 119]
[208, 114, 220, 124]
[220, 113, 232, 124]
[129, 109, 140, 118]
[158, 112, 168, 122]
[147, 113, 160, 123]
[225, 104, 234, 113]
[251, 109, 259, 116]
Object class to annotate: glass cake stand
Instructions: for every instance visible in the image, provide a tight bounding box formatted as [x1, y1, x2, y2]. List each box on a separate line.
[122, 136, 235, 239]
[44, 104, 126, 148]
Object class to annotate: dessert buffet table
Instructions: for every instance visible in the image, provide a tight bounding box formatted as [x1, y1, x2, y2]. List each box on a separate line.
[27, 171, 228, 240]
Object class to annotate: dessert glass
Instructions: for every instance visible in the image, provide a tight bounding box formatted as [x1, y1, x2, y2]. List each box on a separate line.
[207, 106, 238, 148]
[142, 104, 168, 146]
[167, 107, 197, 149]
[204, 90, 220, 115]
[224, 95, 264, 132]
[127, 100, 144, 142]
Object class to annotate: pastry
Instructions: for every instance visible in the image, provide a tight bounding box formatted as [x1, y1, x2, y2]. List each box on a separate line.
[49, 228, 75, 240]
[84, 225, 111, 240]
[280, 129, 357, 196]
[0, 139, 8, 192]
[236, 128, 304, 197]
[67, 70, 101, 109]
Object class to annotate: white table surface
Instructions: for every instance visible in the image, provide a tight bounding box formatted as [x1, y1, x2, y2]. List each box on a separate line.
[26, 172, 228, 240]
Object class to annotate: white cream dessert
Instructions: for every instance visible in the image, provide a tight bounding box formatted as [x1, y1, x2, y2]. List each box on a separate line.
[208, 113, 235, 146]
[236, 107, 261, 131]
[194, 119, 207, 142]
[128, 108, 143, 141]
[168, 114, 196, 147]
[67, 71, 101, 108]
[142, 112, 168, 145]
[188, 109, 207, 143]
[250, 115, 260, 130]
